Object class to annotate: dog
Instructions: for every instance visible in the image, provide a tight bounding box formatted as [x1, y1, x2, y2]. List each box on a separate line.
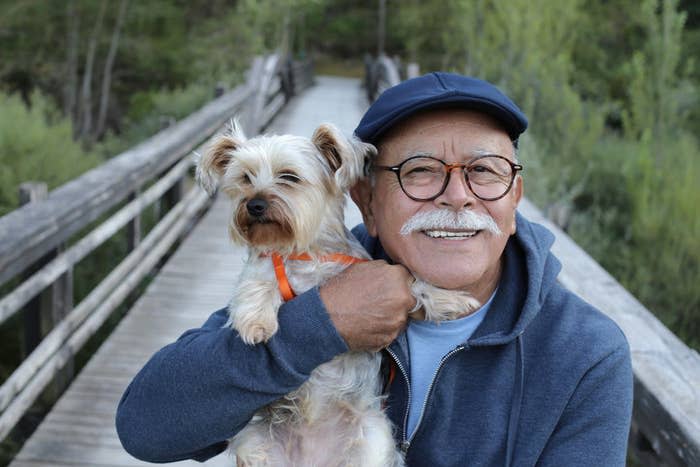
[196, 121, 479, 466]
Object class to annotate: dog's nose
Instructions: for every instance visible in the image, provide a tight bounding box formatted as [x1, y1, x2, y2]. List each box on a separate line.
[246, 198, 268, 217]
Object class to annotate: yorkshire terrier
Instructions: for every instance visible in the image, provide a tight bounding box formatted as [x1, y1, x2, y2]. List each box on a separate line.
[196, 121, 478, 466]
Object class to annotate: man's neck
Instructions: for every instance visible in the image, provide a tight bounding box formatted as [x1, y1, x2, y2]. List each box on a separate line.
[411, 257, 502, 321]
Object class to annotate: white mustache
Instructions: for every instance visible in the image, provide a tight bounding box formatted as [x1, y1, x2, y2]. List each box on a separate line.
[400, 209, 502, 236]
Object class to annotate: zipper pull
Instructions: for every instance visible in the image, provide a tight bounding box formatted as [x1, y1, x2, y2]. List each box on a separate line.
[400, 440, 410, 454]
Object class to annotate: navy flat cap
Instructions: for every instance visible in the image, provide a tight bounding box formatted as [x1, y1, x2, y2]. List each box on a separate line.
[354, 72, 528, 144]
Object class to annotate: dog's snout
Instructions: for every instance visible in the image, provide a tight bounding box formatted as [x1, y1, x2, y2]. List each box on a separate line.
[246, 198, 268, 217]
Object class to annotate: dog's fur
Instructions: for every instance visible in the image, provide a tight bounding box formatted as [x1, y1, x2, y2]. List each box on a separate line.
[197, 121, 479, 466]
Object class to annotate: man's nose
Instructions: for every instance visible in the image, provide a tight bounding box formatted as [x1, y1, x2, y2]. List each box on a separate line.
[436, 168, 476, 209]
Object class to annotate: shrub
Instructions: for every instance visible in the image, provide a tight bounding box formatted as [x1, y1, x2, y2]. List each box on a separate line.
[0, 92, 100, 216]
[98, 82, 214, 156]
[566, 132, 700, 347]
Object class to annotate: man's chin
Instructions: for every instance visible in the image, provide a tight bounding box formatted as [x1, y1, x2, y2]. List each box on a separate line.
[411, 267, 477, 292]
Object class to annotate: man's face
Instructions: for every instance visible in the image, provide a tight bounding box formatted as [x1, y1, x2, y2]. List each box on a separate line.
[352, 109, 523, 304]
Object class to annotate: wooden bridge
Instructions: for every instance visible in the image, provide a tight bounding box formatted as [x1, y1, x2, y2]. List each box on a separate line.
[0, 56, 698, 466]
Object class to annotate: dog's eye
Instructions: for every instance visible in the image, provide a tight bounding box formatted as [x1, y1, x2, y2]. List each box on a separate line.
[280, 173, 301, 183]
[242, 173, 251, 184]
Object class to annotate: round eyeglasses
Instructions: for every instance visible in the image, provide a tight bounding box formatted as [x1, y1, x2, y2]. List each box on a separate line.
[374, 155, 523, 201]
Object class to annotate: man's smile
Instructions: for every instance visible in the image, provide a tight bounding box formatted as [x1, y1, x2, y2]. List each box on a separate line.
[422, 229, 480, 239]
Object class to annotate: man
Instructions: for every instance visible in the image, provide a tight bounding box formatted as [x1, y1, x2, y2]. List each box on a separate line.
[116, 73, 633, 466]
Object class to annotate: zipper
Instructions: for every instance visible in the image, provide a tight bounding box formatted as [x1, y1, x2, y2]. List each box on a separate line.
[407, 345, 467, 447]
[386, 344, 468, 455]
[385, 347, 412, 452]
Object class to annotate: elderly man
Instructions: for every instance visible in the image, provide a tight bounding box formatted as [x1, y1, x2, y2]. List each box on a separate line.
[116, 73, 633, 466]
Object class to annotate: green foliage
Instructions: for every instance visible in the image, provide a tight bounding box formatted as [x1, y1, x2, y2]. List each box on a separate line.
[624, 133, 700, 342]
[392, 0, 607, 210]
[0, 0, 270, 146]
[0, 92, 100, 216]
[317, 1, 376, 56]
[389, 0, 700, 348]
[99, 82, 215, 156]
[622, 0, 693, 142]
[568, 134, 700, 347]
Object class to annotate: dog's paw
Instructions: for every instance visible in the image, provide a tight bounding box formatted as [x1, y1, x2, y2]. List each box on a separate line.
[232, 303, 280, 345]
[229, 289, 282, 345]
[411, 280, 480, 322]
[237, 319, 279, 345]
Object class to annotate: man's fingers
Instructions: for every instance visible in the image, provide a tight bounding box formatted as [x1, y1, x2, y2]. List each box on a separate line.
[320, 260, 414, 351]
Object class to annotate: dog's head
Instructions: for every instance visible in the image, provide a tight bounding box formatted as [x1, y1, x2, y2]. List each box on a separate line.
[196, 121, 376, 252]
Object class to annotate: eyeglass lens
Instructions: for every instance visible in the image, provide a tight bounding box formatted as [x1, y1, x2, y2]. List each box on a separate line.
[399, 156, 515, 200]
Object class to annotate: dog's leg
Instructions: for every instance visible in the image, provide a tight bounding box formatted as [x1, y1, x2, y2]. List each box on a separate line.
[411, 279, 480, 322]
[230, 421, 277, 467]
[229, 279, 283, 344]
[355, 409, 405, 467]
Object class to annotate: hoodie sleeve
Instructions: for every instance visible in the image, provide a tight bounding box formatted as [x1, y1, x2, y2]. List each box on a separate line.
[536, 340, 633, 467]
[115, 287, 348, 463]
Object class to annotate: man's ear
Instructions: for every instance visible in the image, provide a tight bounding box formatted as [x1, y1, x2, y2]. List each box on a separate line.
[196, 120, 246, 195]
[513, 174, 523, 204]
[312, 123, 377, 190]
[508, 175, 523, 235]
[349, 178, 378, 236]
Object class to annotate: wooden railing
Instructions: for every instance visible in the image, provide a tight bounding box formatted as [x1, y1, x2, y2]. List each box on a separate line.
[364, 55, 700, 467]
[364, 53, 401, 102]
[0, 53, 314, 442]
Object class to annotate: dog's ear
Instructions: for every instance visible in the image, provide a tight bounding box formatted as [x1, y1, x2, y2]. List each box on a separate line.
[311, 123, 377, 190]
[196, 120, 247, 195]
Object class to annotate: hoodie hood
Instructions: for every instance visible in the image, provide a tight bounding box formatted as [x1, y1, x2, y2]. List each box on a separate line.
[468, 211, 561, 345]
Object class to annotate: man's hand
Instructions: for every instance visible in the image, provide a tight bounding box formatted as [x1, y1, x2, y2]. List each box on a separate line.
[319, 260, 416, 351]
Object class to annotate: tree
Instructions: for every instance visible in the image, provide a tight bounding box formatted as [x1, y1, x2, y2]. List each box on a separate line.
[623, 0, 691, 152]
[77, 0, 107, 142]
[63, 0, 80, 122]
[96, 0, 130, 141]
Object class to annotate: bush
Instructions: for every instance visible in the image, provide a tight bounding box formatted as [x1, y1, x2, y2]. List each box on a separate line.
[98, 82, 215, 156]
[0, 92, 100, 216]
[565, 132, 700, 347]
[623, 132, 699, 345]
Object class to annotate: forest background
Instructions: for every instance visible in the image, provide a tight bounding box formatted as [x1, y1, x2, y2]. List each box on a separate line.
[0, 0, 698, 462]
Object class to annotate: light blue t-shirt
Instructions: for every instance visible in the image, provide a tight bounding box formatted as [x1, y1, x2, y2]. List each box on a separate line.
[405, 290, 496, 438]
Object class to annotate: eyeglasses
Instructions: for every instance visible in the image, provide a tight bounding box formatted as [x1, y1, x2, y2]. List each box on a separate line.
[374, 155, 523, 201]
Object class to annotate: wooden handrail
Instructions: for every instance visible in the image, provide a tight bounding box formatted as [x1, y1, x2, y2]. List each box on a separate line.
[0, 187, 209, 441]
[0, 156, 193, 326]
[362, 55, 700, 466]
[0, 53, 316, 443]
[0, 85, 251, 288]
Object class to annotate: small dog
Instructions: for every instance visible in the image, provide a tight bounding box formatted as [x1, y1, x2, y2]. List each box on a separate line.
[197, 121, 478, 466]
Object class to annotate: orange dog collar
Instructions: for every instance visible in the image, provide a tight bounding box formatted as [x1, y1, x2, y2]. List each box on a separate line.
[266, 252, 368, 301]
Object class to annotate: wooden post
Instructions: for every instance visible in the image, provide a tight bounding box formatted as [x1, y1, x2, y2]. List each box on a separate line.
[214, 82, 226, 98]
[629, 420, 666, 466]
[282, 57, 294, 101]
[164, 172, 184, 213]
[19, 182, 74, 398]
[20, 182, 49, 356]
[127, 190, 141, 251]
[407, 62, 420, 79]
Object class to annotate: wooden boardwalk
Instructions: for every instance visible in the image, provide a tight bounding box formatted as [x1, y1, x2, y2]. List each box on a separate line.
[9, 76, 368, 467]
